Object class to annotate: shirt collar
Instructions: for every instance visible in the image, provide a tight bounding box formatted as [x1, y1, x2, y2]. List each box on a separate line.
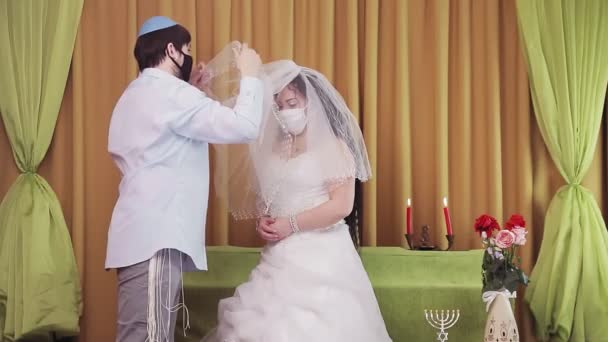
[141, 67, 180, 81]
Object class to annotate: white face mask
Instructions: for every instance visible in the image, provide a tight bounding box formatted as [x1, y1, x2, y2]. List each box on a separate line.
[276, 107, 308, 135]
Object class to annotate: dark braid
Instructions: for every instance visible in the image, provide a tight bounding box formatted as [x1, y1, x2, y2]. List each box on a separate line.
[345, 180, 362, 250]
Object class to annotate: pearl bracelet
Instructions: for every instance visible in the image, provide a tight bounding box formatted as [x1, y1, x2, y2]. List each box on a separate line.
[289, 215, 300, 233]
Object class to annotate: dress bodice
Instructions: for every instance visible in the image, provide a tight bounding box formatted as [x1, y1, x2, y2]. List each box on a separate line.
[258, 151, 330, 217]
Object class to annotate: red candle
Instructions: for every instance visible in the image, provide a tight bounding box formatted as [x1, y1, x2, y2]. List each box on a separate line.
[406, 198, 412, 235]
[443, 197, 453, 235]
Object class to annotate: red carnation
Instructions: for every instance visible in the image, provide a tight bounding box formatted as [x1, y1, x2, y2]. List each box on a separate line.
[474, 214, 500, 237]
[505, 214, 526, 230]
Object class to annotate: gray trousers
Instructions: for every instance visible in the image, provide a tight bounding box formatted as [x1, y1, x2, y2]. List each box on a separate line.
[116, 249, 185, 342]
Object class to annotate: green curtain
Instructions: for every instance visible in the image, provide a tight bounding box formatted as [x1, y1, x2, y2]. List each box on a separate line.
[0, 1, 84, 340]
[516, 0, 608, 341]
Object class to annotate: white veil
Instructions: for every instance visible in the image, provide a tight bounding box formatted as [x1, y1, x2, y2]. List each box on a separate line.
[205, 43, 371, 220]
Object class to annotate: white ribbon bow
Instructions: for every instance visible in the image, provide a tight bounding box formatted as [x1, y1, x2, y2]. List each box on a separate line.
[482, 289, 517, 312]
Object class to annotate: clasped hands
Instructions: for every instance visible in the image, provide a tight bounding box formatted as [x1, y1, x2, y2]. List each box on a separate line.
[256, 216, 293, 242]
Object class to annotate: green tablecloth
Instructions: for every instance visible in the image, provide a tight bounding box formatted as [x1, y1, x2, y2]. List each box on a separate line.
[178, 247, 486, 342]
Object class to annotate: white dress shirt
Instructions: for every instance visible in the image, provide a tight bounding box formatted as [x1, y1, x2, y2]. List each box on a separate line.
[105, 67, 263, 271]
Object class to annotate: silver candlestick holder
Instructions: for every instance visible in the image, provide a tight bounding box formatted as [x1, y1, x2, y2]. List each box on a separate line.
[425, 309, 460, 342]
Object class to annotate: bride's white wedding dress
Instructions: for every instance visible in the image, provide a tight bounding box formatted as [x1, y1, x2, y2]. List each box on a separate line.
[203, 152, 392, 342]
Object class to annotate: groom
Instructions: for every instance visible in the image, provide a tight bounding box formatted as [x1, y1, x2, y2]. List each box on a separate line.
[105, 16, 263, 341]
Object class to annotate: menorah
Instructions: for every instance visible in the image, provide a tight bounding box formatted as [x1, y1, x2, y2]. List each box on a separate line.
[424, 309, 460, 342]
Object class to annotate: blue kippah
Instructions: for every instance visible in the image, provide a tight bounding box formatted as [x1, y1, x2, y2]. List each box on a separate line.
[138, 16, 178, 37]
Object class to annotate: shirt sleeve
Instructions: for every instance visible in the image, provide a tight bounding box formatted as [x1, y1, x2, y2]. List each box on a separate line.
[168, 77, 264, 143]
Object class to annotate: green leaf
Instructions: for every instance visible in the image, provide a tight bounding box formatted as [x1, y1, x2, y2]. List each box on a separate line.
[503, 270, 520, 292]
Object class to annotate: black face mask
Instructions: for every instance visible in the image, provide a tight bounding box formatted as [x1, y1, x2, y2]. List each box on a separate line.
[169, 50, 193, 82]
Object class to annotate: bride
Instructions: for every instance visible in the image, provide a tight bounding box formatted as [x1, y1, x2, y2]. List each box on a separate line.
[203, 59, 392, 342]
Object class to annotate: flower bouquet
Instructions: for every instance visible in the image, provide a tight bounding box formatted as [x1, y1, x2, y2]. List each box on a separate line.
[475, 214, 529, 342]
[475, 214, 529, 293]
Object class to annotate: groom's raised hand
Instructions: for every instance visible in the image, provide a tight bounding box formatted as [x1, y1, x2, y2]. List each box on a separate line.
[190, 62, 211, 93]
[234, 43, 261, 77]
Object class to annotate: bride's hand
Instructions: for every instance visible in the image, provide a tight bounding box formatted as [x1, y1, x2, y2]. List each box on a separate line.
[256, 216, 279, 241]
[269, 217, 293, 240]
